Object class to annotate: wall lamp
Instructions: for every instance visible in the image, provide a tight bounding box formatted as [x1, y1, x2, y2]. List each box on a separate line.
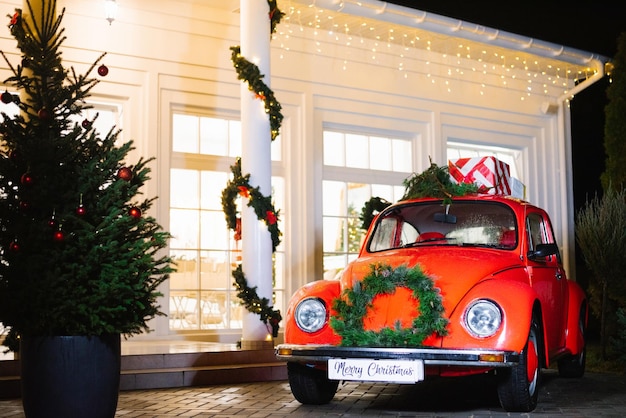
[104, 0, 118, 25]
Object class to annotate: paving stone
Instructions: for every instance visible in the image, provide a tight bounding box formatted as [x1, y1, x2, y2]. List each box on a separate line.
[1, 371, 625, 417]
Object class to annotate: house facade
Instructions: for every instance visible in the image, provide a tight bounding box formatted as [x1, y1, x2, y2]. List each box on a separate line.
[0, 0, 610, 343]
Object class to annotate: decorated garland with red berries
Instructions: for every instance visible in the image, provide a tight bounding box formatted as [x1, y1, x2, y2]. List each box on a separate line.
[221, 158, 281, 252]
[222, 0, 284, 337]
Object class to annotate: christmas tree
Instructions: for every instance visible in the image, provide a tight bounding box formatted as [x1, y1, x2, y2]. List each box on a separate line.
[0, 1, 172, 351]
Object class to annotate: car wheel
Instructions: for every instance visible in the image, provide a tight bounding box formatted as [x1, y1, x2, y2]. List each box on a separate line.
[287, 362, 339, 405]
[558, 311, 586, 378]
[497, 316, 541, 412]
[558, 347, 586, 378]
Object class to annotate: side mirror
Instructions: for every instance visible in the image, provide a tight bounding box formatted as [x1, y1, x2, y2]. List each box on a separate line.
[528, 243, 558, 260]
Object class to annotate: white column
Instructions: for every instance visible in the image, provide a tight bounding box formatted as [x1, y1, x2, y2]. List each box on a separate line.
[21, 0, 53, 114]
[239, 0, 274, 346]
[22, 0, 51, 37]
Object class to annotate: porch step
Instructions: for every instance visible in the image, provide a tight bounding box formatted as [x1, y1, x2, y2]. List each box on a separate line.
[0, 359, 20, 399]
[119, 348, 287, 390]
[0, 345, 287, 399]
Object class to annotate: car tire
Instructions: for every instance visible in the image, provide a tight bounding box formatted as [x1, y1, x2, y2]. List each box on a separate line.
[558, 311, 586, 378]
[497, 316, 542, 412]
[558, 348, 586, 378]
[287, 362, 339, 405]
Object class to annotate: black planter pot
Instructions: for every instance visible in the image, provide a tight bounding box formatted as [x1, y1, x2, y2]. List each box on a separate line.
[20, 334, 121, 418]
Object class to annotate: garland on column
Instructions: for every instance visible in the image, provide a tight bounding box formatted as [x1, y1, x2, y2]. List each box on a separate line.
[222, 0, 284, 337]
[222, 158, 281, 252]
[230, 47, 283, 141]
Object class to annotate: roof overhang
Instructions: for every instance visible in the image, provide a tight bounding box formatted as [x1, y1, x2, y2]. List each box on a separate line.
[277, 0, 611, 103]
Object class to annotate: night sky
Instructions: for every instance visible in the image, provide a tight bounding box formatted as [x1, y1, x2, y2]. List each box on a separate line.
[386, 1, 626, 209]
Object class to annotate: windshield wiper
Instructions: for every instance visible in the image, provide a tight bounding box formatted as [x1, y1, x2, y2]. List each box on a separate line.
[402, 237, 454, 248]
[459, 242, 500, 248]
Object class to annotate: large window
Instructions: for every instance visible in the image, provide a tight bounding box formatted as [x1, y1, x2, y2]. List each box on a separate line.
[169, 113, 285, 331]
[322, 133, 525, 278]
[322, 130, 411, 278]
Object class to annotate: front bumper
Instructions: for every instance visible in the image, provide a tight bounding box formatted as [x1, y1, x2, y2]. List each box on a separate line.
[276, 344, 520, 367]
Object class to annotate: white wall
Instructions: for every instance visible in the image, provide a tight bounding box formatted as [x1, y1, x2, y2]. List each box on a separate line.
[0, 0, 580, 338]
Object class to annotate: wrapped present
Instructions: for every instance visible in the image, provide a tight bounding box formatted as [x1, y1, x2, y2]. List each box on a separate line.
[448, 156, 525, 198]
[509, 176, 526, 200]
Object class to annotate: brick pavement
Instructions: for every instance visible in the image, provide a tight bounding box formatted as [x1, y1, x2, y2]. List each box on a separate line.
[1, 370, 625, 417]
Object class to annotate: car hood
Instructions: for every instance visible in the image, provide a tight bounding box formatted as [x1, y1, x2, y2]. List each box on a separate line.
[343, 247, 523, 315]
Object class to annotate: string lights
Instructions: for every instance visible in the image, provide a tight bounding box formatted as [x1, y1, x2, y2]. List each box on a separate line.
[274, 0, 600, 102]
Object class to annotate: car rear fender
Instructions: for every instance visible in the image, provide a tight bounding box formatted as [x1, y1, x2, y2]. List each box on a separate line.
[564, 281, 587, 355]
[283, 279, 341, 345]
[444, 278, 539, 353]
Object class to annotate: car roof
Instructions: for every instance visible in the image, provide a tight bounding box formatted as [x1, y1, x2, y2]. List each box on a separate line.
[392, 193, 532, 208]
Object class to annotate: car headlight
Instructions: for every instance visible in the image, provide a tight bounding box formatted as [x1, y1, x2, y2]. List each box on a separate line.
[464, 299, 502, 338]
[294, 298, 327, 333]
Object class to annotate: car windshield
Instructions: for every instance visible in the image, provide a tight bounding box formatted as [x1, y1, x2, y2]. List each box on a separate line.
[367, 200, 518, 252]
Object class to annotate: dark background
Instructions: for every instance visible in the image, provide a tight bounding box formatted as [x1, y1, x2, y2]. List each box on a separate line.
[387, 1, 626, 208]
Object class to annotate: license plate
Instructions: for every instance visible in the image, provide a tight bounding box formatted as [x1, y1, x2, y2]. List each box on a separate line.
[328, 358, 424, 383]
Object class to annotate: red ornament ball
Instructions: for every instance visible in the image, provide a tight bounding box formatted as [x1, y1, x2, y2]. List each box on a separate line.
[48, 218, 57, 228]
[129, 207, 142, 218]
[76, 206, 86, 216]
[19, 200, 30, 211]
[20, 173, 33, 185]
[1, 90, 13, 104]
[98, 64, 109, 76]
[81, 119, 92, 129]
[53, 230, 65, 242]
[117, 167, 133, 181]
[38, 108, 50, 120]
[9, 240, 20, 252]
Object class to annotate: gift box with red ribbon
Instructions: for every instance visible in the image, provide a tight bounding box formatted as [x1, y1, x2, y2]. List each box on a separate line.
[448, 156, 525, 198]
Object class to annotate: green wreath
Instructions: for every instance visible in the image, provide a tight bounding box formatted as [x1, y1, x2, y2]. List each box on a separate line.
[330, 262, 448, 347]
[359, 197, 392, 231]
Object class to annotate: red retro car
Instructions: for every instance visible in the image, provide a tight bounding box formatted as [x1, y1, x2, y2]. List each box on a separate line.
[276, 194, 587, 412]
